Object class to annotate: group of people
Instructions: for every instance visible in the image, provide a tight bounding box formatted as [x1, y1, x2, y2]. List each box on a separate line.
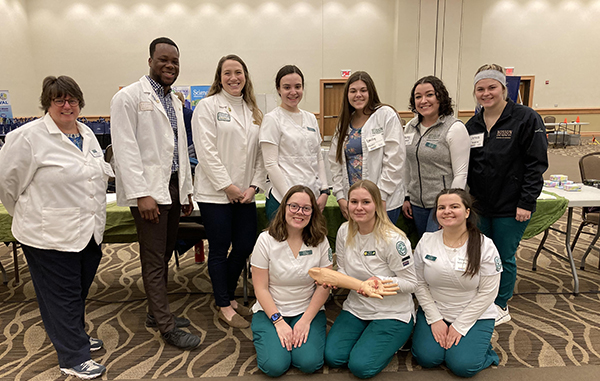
[0, 36, 548, 379]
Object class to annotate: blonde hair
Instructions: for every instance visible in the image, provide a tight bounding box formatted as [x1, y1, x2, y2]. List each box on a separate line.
[346, 180, 406, 248]
[208, 54, 263, 125]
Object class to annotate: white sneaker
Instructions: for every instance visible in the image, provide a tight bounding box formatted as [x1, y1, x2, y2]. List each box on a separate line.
[60, 359, 106, 379]
[495, 305, 511, 326]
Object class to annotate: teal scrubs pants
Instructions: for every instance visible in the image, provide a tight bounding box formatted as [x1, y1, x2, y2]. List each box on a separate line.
[252, 310, 327, 377]
[411, 308, 498, 378]
[325, 310, 413, 379]
[265, 191, 281, 222]
[478, 216, 529, 308]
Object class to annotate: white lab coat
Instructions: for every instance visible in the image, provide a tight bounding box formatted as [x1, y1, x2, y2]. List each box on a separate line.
[260, 107, 325, 201]
[328, 106, 406, 211]
[192, 91, 266, 204]
[110, 76, 193, 207]
[0, 114, 111, 251]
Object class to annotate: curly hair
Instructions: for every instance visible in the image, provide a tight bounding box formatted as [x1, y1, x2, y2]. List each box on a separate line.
[408, 76, 453, 122]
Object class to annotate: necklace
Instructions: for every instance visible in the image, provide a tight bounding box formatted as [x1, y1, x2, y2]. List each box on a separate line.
[443, 230, 467, 250]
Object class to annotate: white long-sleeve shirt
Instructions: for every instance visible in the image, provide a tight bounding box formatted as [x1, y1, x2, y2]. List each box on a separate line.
[260, 106, 328, 201]
[413, 230, 502, 336]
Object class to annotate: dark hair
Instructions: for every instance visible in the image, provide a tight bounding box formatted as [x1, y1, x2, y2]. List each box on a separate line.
[409, 76, 453, 122]
[40, 76, 85, 113]
[433, 188, 482, 278]
[268, 185, 327, 247]
[275, 65, 304, 89]
[207, 54, 263, 125]
[149, 37, 179, 58]
[334, 71, 399, 164]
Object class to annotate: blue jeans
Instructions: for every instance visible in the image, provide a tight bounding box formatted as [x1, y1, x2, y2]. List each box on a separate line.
[412, 205, 439, 237]
[198, 202, 257, 307]
[387, 206, 402, 225]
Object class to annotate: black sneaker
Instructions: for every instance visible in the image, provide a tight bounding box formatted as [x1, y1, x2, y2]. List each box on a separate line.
[89, 337, 103, 352]
[162, 328, 201, 350]
[146, 313, 191, 328]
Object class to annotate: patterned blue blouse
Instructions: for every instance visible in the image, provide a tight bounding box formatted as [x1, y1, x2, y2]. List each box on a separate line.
[344, 123, 363, 186]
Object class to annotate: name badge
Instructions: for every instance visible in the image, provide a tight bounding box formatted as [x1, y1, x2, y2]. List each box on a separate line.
[363, 250, 376, 256]
[298, 250, 313, 256]
[307, 127, 316, 132]
[425, 254, 437, 261]
[90, 149, 102, 158]
[425, 141, 437, 149]
[455, 256, 468, 272]
[102, 161, 115, 177]
[217, 112, 231, 122]
[470, 133, 484, 148]
[404, 133, 415, 146]
[365, 134, 385, 151]
[139, 101, 153, 111]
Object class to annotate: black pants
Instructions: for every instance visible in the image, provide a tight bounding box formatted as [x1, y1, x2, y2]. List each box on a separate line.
[130, 174, 181, 334]
[22, 237, 102, 368]
[198, 202, 257, 307]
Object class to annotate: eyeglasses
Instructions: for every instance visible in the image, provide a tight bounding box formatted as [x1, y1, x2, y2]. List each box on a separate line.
[53, 98, 79, 107]
[286, 203, 313, 215]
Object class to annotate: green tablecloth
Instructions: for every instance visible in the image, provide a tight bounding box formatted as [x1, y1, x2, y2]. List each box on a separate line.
[1, 191, 564, 246]
[522, 190, 569, 240]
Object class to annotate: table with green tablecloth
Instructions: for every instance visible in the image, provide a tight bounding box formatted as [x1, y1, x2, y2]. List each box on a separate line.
[0, 191, 568, 284]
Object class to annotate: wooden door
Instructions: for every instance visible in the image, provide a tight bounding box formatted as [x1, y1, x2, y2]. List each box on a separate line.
[319, 79, 347, 138]
[517, 76, 535, 107]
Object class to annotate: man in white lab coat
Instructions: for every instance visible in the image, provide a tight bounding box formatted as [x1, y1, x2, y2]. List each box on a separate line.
[110, 37, 199, 350]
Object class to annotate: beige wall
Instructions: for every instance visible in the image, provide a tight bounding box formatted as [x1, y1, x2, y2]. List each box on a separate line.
[1, 0, 599, 128]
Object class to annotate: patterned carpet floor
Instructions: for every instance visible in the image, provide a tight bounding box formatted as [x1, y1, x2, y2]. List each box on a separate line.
[1, 208, 600, 380]
[2, 142, 600, 380]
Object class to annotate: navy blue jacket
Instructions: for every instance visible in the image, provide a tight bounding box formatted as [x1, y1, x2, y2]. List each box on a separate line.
[466, 100, 548, 218]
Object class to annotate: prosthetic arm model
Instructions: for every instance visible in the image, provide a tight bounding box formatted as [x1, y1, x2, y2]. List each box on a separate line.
[308, 267, 399, 299]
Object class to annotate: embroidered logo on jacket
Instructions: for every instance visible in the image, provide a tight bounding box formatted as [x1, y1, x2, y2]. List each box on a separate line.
[496, 130, 512, 139]
[495, 256, 503, 272]
[396, 241, 407, 256]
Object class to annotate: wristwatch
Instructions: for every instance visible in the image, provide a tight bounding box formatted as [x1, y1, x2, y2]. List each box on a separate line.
[320, 188, 331, 196]
[270, 312, 282, 323]
[250, 185, 260, 194]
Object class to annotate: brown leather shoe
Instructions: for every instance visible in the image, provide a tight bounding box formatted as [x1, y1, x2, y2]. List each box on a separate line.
[218, 310, 250, 328]
[233, 303, 253, 316]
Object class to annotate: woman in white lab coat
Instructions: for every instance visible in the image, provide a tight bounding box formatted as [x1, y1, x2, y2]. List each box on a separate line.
[328, 71, 406, 224]
[0, 76, 110, 379]
[260, 65, 329, 220]
[193, 54, 266, 328]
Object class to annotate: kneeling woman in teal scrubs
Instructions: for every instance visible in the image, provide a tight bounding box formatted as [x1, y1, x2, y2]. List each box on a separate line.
[325, 180, 416, 379]
[412, 189, 501, 377]
[251, 185, 332, 377]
